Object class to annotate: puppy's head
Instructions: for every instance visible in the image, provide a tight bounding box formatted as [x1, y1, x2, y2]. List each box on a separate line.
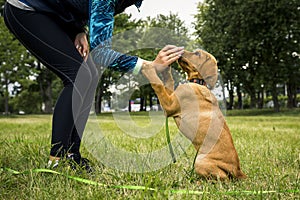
[178, 49, 218, 88]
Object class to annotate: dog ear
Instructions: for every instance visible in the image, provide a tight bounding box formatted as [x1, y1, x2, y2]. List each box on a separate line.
[197, 51, 218, 88]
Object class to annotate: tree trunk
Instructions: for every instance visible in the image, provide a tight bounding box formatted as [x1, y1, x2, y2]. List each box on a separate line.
[95, 87, 102, 114]
[43, 78, 53, 113]
[144, 95, 147, 111]
[257, 90, 264, 109]
[271, 83, 280, 112]
[128, 100, 132, 112]
[140, 96, 144, 111]
[287, 82, 297, 108]
[261, 90, 265, 109]
[4, 78, 9, 115]
[4, 92, 9, 115]
[156, 96, 162, 111]
[37, 62, 53, 113]
[249, 92, 256, 109]
[149, 95, 153, 110]
[236, 85, 242, 109]
[228, 89, 234, 110]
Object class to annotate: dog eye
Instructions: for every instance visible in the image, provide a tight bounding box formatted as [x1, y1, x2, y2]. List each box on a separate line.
[194, 51, 201, 56]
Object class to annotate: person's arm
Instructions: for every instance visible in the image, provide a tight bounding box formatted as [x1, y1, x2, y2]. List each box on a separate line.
[89, 1, 184, 74]
[89, 0, 141, 73]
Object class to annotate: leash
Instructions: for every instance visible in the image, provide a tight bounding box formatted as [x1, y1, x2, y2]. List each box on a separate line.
[2, 167, 299, 196]
[165, 117, 200, 176]
[165, 117, 176, 163]
[189, 146, 201, 177]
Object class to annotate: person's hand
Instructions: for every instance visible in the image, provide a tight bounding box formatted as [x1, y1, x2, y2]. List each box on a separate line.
[74, 32, 89, 61]
[151, 45, 184, 73]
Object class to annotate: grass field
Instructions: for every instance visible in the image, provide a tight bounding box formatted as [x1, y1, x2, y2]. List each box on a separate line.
[0, 110, 299, 199]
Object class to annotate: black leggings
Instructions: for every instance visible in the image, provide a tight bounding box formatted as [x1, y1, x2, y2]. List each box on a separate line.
[4, 3, 99, 157]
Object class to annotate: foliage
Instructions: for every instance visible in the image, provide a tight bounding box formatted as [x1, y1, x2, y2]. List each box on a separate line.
[0, 15, 56, 115]
[0, 0, 5, 16]
[95, 13, 143, 113]
[1, 1, 299, 113]
[100, 13, 190, 113]
[0, 17, 37, 114]
[1, 11, 186, 114]
[10, 79, 42, 114]
[194, 0, 300, 111]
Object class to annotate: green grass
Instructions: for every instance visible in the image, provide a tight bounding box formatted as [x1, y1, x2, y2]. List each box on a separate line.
[0, 111, 299, 200]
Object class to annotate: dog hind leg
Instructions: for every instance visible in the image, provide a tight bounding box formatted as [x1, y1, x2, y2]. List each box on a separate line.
[194, 157, 228, 180]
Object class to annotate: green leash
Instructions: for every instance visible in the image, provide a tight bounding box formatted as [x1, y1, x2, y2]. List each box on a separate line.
[165, 117, 199, 175]
[2, 167, 299, 196]
[165, 117, 176, 163]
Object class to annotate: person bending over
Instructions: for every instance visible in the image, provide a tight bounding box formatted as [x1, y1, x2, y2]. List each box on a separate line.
[4, 0, 184, 172]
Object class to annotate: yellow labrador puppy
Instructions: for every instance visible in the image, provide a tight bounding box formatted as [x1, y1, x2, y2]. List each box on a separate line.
[141, 49, 246, 180]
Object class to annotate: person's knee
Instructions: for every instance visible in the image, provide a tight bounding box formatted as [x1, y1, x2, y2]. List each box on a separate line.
[90, 64, 99, 86]
[72, 61, 99, 98]
[86, 57, 99, 85]
[76, 62, 95, 87]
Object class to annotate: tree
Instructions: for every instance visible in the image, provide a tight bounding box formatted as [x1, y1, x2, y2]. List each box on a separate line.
[0, 0, 5, 16]
[94, 13, 142, 113]
[195, 0, 300, 111]
[96, 13, 190, 113]
[36, 61, 62, 113]
[134, 14, 191, 111]
[0, 17, 35, 114]
[0, 15, 58, 114]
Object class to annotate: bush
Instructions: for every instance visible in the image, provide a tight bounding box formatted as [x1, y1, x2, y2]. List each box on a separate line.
[11, 90, 42, 114]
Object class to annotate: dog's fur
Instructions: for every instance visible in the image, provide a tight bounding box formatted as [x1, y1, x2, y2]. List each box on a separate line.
[141, 50, 246, 180]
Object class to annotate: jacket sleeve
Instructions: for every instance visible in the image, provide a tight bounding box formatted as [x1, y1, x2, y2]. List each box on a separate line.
[89, 0, 139, 73]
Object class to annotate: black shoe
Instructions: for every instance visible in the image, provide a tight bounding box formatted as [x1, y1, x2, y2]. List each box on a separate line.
[67, 153, 94, 173]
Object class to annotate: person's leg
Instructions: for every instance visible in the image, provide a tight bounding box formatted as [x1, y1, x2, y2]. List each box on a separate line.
[69, 56, 99, 156]
[4, 3, 98, 160]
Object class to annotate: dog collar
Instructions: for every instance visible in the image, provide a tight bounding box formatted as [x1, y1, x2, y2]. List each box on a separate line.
[189, 78, 206, 86]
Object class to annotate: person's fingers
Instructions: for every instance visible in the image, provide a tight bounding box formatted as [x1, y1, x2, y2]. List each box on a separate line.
[167, 50, 184, 59]
[161, 46, 184, 59]
[165, 46, 184, 56]
[168, 54, 181, 63]
[75, 42, 89, 61]
[161, 45, 178, 52]
[77, 45, 84, 56]
[81, 43, 88, 53]
[82, 45, 89, 61]
[76, 44, 82, 52]
[163, 45, 184, 52]
[160, 46, 184, 60]
[151, 45, 185, 72]
[158, 47, 183, 59]
[167, 53, 174, 59]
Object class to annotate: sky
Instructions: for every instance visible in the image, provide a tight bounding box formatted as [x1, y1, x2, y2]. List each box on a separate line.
[125, 0, 202, 29]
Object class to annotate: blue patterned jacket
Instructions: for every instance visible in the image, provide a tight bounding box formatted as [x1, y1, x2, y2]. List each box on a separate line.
[22, 0, 144, 73]
[89, 0, 144, 72]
